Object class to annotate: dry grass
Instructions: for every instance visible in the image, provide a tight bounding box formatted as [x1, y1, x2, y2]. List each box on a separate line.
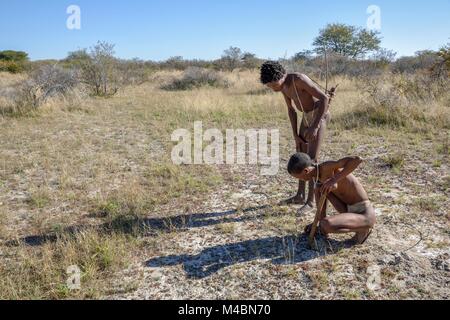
[0, 230, 136, 299]
[325, 75, 449, 132]
[0, 69, 449, 299]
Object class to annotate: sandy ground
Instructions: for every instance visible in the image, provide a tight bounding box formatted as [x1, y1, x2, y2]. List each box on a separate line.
[107, 142, 449, 300]
[1, 73, 448, 299]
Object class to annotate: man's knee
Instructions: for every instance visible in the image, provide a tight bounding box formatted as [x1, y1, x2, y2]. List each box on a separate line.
[364, 209, 376, 228]
[368, 214, 376, 228]
[320, 218, 332, 233]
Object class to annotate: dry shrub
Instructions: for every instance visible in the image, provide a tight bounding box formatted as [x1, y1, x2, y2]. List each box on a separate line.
[162, 67, 229, 91]
[146, 69, 183, 89]
[19, 65, 79, 107]
[116, 59, 152, 86]
[0, 65, 84, 116]
[78, 42, 120, 96]
[335, 73, 449, 131]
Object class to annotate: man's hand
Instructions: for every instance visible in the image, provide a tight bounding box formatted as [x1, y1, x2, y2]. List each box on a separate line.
[304, 223, 314, 234]
[328, 87, 336, 100]
[294, 134, 306, 151]
[320, 177, 338, 194]
[304, 126, 319, 142]
[327, 86, 338, 104]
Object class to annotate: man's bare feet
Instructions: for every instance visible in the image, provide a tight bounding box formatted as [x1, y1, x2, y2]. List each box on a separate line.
[297, 204, 314, 215]
[306, 199, 314, 208]
[304, 223, 313, 234]
[304, 222, 329, 238]
[351, 229, 373, 245]
[279, 194, 305, 206]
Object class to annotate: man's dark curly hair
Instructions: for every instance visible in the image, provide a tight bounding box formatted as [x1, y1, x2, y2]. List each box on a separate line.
[288, 153, 313, 175]
[260, 60, 286, 84]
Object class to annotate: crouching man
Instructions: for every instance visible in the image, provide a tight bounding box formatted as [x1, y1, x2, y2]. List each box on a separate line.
[287, 153, 376, 244]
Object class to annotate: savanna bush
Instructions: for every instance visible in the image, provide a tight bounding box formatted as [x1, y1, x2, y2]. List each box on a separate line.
[338, 73, 450, 130]
[162, 67, 229, 90]
[116, 59, 151, 86]
[363, 73, 448, 106]
[392, 50, 442, 74]
[0, 65, 80, 115]
[285, 52, 391, 79]
[0, 61, 24, 74]
[67, 42, 120, 97]
[18, 65, 79, 108]
[0, 50, 29, 73]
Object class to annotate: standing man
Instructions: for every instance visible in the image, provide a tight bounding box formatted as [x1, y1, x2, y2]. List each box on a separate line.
[260, 61, 332, 208]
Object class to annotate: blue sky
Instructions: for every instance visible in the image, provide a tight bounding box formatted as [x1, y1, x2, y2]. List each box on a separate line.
[1, 0, 449, 61]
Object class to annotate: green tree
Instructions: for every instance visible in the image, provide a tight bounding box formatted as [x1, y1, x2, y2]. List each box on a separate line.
[0, 50, 29, 73]
[313, 23, 381, 58]
[0, 50, 29, 62]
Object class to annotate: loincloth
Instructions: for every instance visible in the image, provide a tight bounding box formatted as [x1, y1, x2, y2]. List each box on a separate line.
[301, 109, 318, 129]
[301, 100, 330, 130]
[347, 200, 372, 214]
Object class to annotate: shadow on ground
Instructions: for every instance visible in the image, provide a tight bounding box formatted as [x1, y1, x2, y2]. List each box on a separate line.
[146, 235, 350, 279]
[5, 204, 354, 279]
[5, 204, 276, 247]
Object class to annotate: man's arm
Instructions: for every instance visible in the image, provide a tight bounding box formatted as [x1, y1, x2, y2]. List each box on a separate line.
[320, 157, 363, 194]
[333, 156, 363, 182]
[283, 93, 304, 147]
[295, 74, 329, 141]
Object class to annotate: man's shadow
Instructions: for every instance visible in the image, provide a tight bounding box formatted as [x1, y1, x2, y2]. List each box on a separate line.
[146, 234, 350, 279]
[6, 203, 353, 279]
[6, 204, 274, 247]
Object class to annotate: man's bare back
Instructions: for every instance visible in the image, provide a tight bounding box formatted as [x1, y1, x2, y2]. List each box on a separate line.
[317, 160, 370, 206]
